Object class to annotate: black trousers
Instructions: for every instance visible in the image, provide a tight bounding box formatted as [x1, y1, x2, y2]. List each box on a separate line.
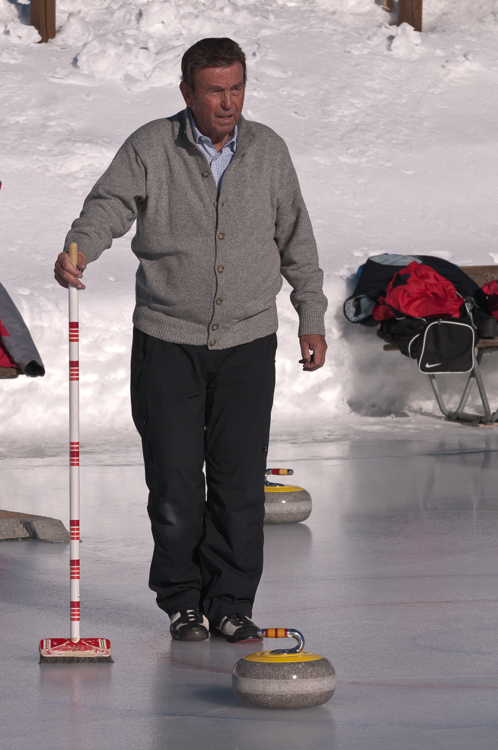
[130, 328, 277, 623]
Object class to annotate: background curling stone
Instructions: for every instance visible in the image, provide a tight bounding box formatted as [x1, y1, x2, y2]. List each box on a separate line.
[264, 468, 312, 524]
[232, 628, 336, 709]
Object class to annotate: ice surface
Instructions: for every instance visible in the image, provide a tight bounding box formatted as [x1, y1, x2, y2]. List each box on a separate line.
[1, 428, 498, 749]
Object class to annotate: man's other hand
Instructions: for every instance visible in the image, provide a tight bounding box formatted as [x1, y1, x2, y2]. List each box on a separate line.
[299, 334, 327, 372]
[54, 251, 87, 289]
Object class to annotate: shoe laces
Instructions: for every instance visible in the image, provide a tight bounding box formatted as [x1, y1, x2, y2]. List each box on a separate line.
[184, 609, 203, 623]
[225, 613, 250, 628]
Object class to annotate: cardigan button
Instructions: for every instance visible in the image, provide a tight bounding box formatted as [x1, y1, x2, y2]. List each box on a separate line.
[202, 170, 210, 178]
[217, 266, 224, 273]
[218, 233, 225, 240]
[209, 339, 216, 346]
[216, 298, 222, 305]
[211, 324, 218, 330]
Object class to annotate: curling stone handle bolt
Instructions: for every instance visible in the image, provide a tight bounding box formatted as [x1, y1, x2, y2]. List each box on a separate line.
[256, 628, 305, 655]
[265, 468, 294, 476]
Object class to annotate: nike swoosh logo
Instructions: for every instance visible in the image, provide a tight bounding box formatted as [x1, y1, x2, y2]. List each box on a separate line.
[425, 363, 442, 368]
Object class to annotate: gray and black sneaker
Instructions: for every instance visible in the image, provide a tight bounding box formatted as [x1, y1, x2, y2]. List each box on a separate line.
[170, 609, 209, 641]
[210, 613, 262, 644]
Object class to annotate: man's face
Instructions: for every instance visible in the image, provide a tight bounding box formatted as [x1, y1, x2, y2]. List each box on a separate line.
[180, 62, 245, 148]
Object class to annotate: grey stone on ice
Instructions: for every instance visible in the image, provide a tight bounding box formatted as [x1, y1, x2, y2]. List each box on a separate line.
[24, 518, 70, 543]
[232, 655, 336, 709]
[0, 510, 69, 543]
[264, 488, 312, 524]
[0, 518, 31, 540]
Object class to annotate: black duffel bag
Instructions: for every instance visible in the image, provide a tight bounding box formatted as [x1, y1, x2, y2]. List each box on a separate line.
[378, 304, 477, 374]
[417, 318, 475, 374]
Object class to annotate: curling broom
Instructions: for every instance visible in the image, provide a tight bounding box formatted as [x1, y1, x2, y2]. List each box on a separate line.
[39, 242, 112, 663]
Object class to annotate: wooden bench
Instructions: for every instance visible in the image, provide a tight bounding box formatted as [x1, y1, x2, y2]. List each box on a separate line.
[383, 266, 498, 425]
[0, 367, 22, 379]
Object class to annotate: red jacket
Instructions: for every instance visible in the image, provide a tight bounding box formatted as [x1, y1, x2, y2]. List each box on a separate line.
[0, 318, 18, 369]
[372, 261, 465, 321]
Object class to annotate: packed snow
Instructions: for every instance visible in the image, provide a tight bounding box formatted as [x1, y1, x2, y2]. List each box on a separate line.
[2, 0, 498, 450]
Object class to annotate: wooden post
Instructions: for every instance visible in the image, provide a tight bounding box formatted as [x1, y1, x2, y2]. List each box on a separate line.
[30, 0, 56, 43]
[398, 0, 423, 32]
[382, 0, 394, 11]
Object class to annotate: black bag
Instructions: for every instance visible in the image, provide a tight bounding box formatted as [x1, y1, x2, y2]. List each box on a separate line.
[377, 318, 427, 358]
[378, 302, 478, 374]
[418, 319, 475, 374]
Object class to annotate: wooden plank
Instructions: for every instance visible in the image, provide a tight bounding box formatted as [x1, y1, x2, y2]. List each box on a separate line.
[476, 340, 498, 349]
[0, 367, 20, 379]
[461, 265, 498, 287]
[30, 0, 56, 43]
[46, 0, 56, 41]
[398, 0, 423, 32]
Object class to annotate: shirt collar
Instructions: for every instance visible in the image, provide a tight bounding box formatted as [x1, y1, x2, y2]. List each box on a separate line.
[189, 111, 237, 152]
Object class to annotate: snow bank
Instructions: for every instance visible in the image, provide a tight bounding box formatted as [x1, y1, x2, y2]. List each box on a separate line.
[3, 0, 498, 449]
[313, 0, 372, 13]
[4, 0, 498, 89]
[422, 0, 498, 29]
[0, 0, 40, 44]
[0, 271, 481, 450]
[51, 0, 275, 90]
[389, 22, 423, 62]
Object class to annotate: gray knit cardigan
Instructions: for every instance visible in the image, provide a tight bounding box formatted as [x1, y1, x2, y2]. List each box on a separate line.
[65, 109, 327, 349]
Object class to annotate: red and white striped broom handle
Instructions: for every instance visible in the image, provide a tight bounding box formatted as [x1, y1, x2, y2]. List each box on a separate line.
[68, 241, 80, 643]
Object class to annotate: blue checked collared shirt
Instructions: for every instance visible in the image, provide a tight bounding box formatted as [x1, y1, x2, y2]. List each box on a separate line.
[190, 112, 237, 190]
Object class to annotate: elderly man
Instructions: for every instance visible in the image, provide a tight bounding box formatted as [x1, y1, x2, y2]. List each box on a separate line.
[55, 37, 327, 644]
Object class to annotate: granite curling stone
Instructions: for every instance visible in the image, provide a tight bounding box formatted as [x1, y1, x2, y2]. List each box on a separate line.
[232, 628, 336, 709]
[264, 468, 312, 524]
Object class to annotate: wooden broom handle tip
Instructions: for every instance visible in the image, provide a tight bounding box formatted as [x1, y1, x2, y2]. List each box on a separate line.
[68, 242, 79, 267]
